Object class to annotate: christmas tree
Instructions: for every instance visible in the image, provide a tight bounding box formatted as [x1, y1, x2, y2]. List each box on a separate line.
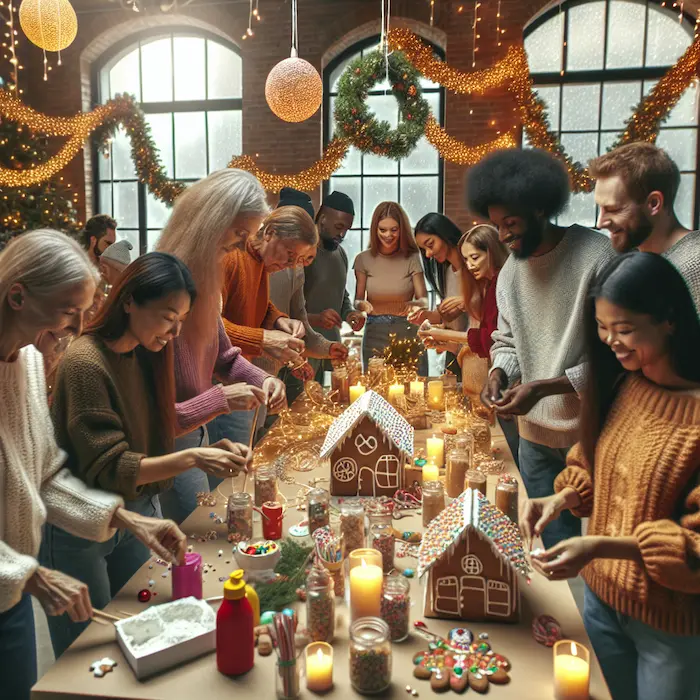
[0, 93, 82, 249]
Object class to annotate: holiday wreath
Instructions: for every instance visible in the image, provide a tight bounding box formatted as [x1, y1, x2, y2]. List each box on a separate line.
[333, 49, 430, 159]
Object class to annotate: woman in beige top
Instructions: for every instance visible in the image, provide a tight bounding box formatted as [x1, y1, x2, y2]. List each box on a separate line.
[353, 201, 428, 374]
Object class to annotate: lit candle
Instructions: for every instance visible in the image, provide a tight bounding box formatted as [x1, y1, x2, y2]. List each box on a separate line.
[388, 383, 405, 407]
[349, 383, 366, 403]
[428, 380, 444, 409]
[348, 548, 382, 571]
[306, 642, 333, 692]
[422, 460, 440, 483]
[426, 434, 445, 468]
[410, 379, 425, 397]
[553, 640, 590, 700]
[349, 558, 383, 620]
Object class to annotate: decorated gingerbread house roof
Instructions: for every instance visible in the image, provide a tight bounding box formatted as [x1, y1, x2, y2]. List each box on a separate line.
[418, 488, 531, 581]
[320, 390, 414, 460]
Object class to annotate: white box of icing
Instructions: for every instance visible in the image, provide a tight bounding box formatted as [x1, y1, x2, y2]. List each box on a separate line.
[114, 597, 216, 679]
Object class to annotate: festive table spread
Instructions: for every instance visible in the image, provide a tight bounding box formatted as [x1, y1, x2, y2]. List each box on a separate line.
[31, 398, 612, 700]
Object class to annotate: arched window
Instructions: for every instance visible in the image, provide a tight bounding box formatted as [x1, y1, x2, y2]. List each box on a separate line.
[94, 30, 242, 253]
[524, 0, 699, 229]
[324, 37, 445, 300]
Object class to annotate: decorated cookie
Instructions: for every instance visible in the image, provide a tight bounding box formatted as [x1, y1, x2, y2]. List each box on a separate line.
[430, 668, 452, 692]
[468, 671, 490, 693]
[489, 667, 510, 684]
[447, 627, 474, 650]
[89, 657, 117, 678]
[414, 664, 432, 680]
[449, 667, 469, 693]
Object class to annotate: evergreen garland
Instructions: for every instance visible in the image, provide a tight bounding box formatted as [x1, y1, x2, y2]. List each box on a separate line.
[254, 538, 314, 612]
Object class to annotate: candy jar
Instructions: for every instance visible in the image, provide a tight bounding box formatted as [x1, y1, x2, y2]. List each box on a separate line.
[339, 500, 365, 553]
[422, 480, 445, 528]
[226, 492, 253, 544]
[380, 573, 410, 642]
[465, 468, 487, 496]
[368, 521, 394, 574]
[254, 466, 278, 508]
[495, 474, 519, 523]
[307, 487, 331, 535]
[349, 617, 392, 694]
[331, 367, 350, 404]
[306, 565, 335, 643]
[445, 433, 474, 499]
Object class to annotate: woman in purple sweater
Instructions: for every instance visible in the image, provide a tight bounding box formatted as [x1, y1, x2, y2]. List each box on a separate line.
[156, 169, 286, 523]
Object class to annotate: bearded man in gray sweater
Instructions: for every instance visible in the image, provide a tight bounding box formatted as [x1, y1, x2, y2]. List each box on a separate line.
[468, 148, 614, 549]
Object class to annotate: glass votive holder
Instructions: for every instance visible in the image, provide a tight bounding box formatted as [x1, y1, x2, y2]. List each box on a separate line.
[348, 548, 383, 571]
[305, 642, 333, 693]
[553, 640, 590, 700]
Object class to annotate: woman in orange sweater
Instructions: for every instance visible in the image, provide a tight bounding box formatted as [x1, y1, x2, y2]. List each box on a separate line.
[521, 252, 700, 700]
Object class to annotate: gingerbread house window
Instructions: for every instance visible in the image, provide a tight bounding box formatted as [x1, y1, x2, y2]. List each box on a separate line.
[333, 457, 358, 483]
[375, 455, 400, 490]
[461, 554, 483, 576]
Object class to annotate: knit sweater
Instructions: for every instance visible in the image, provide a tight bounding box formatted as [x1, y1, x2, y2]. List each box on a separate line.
[491, 226, 614, 448]
[221, 242, 288, 359]
[466, 272, 499, 359]
[0, 345, 123, 613]
[554, 374, 700, 635]
[173, 319, 269, 434]
[662, 229, 700, 315]
[51, 335, 172, 502]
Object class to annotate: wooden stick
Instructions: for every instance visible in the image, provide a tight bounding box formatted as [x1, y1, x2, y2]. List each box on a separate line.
[91, 615, 108, 626]
[92, 609, 123, 623]
[241, 404, 261, 495]
[116, 610, 135, 618]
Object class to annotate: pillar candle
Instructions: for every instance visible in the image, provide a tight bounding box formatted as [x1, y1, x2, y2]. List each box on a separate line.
[553, 641, 590, 700]
[349, 559, 383, 620]
[427, 380, 444, 409]
[348, 548, 382, 571]
[410, 379, 425, 397]
[349, 383, 366, 403]
[388, 383, 405, 407]
[422, 461, 440, 484]
[306, 642, 333, 692]
[426, 435, 445, 468]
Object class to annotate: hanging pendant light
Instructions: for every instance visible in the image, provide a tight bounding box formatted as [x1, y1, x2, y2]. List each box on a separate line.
[19, 0, 78, 53]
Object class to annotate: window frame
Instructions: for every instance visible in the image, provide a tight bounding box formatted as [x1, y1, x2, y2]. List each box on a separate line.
[524, 0, 700, 230]
[91, 28, 243, 254]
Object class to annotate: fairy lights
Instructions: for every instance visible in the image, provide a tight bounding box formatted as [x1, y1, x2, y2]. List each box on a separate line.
[429, 0, 435, 26]
[496, 0, 504, 47]
[472, 0, 481, 68]
[1, 1, 21, 92]
[424, 116, 517, 164]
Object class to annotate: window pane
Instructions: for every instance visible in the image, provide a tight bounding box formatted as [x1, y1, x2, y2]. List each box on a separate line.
[99, 183, 113, 216]
[113, 182, 139, 229]
[336, 144, 362, 176]
[606, 0, 645, 68]
[145, 113, 174, 178]
[676, 173, 695, 230]
[330, 55, 353, 94]
[560, 132, 598, 166]
[400, 177, 439, 226]
[598, 131, 618, 155]
[146, 191, 171, 230]
[656, 128, 697, 172]
[362, 177, 398, 225]
[147, 230, 163, 253]
[402, 136, 439, 175]
[109, 48, 140, 100]
[174, 112, 207, 179]
[112, 127, 136, 180]
[363, 151, 398, 175]
[362, 94, 399, 175]
[329, 176, 361, 226]
[566, 1, 606, 71]
[561, 84, 601, 131]
[558, 191, 596, 228]
[141, 37, 173, 103]
[645, 5, 692, 67]
[98, 144, 111, 180]
[343, 229, 363, 299]
[601, 81, 641, 130]
[174, 37, 206, 101]
[119, 230, 140, 254]
[645, 80, 699, 128]
[525, 11, 564, 73]
[208, 110, 242, 171]
[534, 86, 561, 129]
[207, 40, 242, 99]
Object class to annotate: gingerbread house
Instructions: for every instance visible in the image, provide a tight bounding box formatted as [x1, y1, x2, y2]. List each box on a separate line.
[418, 489, 531, 623]
[320, 390, 414, 498]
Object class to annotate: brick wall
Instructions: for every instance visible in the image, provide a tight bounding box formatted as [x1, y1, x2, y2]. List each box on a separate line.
[15, 0, 553, 228]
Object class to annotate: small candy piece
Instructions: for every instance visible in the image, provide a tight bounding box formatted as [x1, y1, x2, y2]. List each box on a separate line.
[405, 685, 412, 693]
[148, 579, 155, 587]
[412, 652, 425, 665]
[89, 657, 117, 677]
[218, 549, 223, 557]
[493, 653, 511, 671]
[413, 665, 432, 680]
[489, 667, 510, 684]
[430, 669, 451, 692]
[260, 610, 276, 625]
[282, 608, 295, 618]
[137, 589, 151, 603]
[478, 632, 489, 640]
[403, 568, 415, 578]
[468, 671, 489, 693]
[441, 425, 458, 435]
[411, 691, 419, 697]
[257, 634, 273, 656]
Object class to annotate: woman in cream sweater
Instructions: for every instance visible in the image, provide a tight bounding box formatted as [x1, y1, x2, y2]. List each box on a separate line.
[0, 230, 186, 700]
[521, 253, 700, 700]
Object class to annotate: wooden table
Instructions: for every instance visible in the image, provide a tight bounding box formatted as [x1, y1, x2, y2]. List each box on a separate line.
[32, 414, 611, 700]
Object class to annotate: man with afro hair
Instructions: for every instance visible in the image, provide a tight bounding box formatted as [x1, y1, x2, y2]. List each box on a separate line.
[466, 148, 614, 549]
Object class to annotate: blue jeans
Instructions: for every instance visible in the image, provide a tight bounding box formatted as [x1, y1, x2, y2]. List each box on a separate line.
[583, 584, 700, 700]
[40, 494, 160, 658]
[0, 594, 36, 700]
[497, 415, 520, 471]
[518, 437, 580, 549]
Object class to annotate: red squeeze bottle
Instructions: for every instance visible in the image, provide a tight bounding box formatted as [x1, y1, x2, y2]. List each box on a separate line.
[216, 569, 255, 675]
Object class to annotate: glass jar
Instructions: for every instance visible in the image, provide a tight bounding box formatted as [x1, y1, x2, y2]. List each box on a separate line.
[340, 500, 365, 553]
[422, 480, 445, 528]
[380, 574, 410, 642]
[465, 469, 487, 496]
[495, 474, 519, 523]
[307, 487, 331, 535]
[226, 492, 253, 543]
[445, 434, 474, 499]
[306, 566, 335, 642]
[276, 656, 301, 700]
[254, 466, 278, 508]
[349, 617, 392, 695]
[368, 522, 394, 574]
[331, 367, 350, 404]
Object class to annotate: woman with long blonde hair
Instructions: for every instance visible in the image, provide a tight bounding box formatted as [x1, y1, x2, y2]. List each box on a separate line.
[155, 169, 285, 523]
[354, 201, 429, 374]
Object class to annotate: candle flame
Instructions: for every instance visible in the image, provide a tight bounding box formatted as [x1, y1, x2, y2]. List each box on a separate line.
[571, 642, 577, 657]
[360, 557, 367, 567]
[317, 649, 325, 661]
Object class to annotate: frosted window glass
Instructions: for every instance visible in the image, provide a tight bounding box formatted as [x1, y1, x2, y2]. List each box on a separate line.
[141, 38, 173, 103]
[109, 49, 140, 100]
[330, 55, 353, 93]
[343, 229, 363, 299]
[558, 190, 596, 228]
[601, 81, 641, 130]
[561, 132, 599, 166]
[606, 0, 645, 68]
[146, 192, 170, 230]
[645, 80, 699, 128]
[147, 229, 162, 253]
[402, 136, 439, 175]
[119, 230, 140, 254]
[400, 177, 439, 226]
[98, 145, 111, 180]
[676, 174, 695, 229]
[525, 12, 564, 73]
[113, 182, 139, 229]
[207, 40, 242, 99]
[208, 111, 242, 171]
[645, 5, 692, 67]
[656, 128, 697, 172]
[534, 86, 561, 129]
[99, 183, 112, 215]
[566, 2, 605, 71]
[561, 84, 601, 131]
[598, 131, 618, 155]
[112, 127, 136, 180]
[363, 95, 399, 175]
[145, 113, 173, 178]
[337, 145, 362, 176]
[174, 37, 206, 100]
[174, 112, 207, 179]
[362, 177, 398, 225]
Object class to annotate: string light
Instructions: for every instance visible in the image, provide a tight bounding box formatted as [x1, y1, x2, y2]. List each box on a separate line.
[424, 116, 517, 164]
[429, 0, 435, 26]
[496, 0, 503, 47]
[1, 1, 22, 93]
[242, 0, 254, 39]
[472, 0, 481, 68]
[559, 1, 566, 77]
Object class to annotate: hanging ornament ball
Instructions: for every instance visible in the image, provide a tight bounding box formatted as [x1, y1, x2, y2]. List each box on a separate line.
[137, 589, 152, 603]
[20, 0, 78, 53]
[265, 54, 323, 123]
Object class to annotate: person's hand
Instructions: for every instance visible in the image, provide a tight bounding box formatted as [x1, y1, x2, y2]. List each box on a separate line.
[186, 440, 252, 478]
[531, 537, 600, 581]
[25, 566, 93, 622]
[263, 376, 287, 414]
[494, 381, 543, 417]
[316, 309, 343, 329]
[222, 383, 267, 412]
[481, 368, 508, 408]
[346, 311, 366, 332]
[438, 296, 466, 322]
[329, 342, 349, 361]
[355, 300, 373, 314]
[407, 308, 432, 326]
[520, 491, 574, 551]
[275, 317, 305, 338]
[111, 508, 187, 565]
[291, 362, 315, 382]
[422, 337, 460, 355]
[262, 330, 305, 364]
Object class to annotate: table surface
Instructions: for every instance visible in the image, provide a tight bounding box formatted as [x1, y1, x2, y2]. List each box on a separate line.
[32, 411, 611, 700]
